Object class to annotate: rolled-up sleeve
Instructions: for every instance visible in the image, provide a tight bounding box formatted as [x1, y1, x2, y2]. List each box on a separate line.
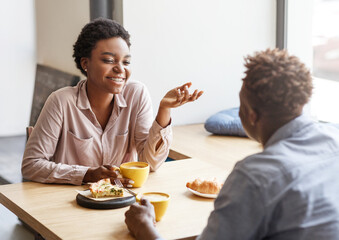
[140, 120, 172, 171]
[133, 85, 173, 171]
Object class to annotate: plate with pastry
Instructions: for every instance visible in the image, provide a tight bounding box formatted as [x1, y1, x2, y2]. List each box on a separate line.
[186, 178, 223, 199]
[76, 178, 135, 209]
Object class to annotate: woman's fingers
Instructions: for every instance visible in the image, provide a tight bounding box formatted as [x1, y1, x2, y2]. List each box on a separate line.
[189, 90, 204, 102]
[183, 85, 190, 101]
[117, 177, 134, 187]
[103, 165, 117, 171]
[176, 85, 190, 104]
[176, 82, 191, 94]
[178, 82, 192, 90]
[168, 83, 203, 107]
[190, 89, 199, 101]
[176, 88, 184, 103]
[177, 88, 181, 97]
[181, 89, 204, 104]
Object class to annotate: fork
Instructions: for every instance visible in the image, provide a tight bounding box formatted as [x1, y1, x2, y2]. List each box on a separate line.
[114, 179, 137, 197]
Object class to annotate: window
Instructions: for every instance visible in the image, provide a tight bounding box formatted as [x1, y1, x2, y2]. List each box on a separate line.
[313, 0, 339, 81]
[310, 0, 339, 123]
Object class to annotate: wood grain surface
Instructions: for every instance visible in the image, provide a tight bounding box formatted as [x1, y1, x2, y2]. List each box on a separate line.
[0, 159, 230, 240]
[170, 124, 262, 169]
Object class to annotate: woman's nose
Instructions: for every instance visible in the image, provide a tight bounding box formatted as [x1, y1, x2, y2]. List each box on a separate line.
[113, 64, 123, 73]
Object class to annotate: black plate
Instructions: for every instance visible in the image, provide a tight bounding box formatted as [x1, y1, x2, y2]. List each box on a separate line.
[76, 193, 136, 209]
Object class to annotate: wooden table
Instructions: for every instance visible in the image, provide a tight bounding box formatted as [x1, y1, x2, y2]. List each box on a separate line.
[0, 158, 230, 240]
[169, 124, 262, 169]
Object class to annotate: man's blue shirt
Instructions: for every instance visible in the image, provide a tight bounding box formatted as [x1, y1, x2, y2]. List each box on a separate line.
[198, 114, 339, 240]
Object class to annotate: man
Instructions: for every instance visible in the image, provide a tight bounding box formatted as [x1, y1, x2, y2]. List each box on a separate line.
[124, 48, 339, 239]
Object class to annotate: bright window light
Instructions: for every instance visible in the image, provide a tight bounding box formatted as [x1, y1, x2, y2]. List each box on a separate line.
[310, 0, 339, 123]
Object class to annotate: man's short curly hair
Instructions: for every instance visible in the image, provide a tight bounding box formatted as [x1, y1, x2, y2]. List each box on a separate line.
[242, 48, 313, 116]
[73, 18, 131, 76]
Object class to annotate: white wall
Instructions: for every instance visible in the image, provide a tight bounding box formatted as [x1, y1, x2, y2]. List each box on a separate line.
[0, 0, 89, 136]
[123, 0, 276, 125]
[35, 0, 89, 76]
[0, 0, 36, 136]
[1, 0, 281, 136]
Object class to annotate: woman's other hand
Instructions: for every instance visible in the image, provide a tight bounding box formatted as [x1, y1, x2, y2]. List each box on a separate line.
[83, 165, 133, 187]
[125, 199, 161, 240]
[159, 82, 203, 109]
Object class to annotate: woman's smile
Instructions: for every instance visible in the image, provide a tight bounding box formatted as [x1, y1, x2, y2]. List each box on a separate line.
[107, 77, 124, 82]
[106, 76, 125, 83]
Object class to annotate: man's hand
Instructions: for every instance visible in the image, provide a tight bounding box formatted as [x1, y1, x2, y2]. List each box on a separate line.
[83, 165, 133, 187]
[125, 199, 161, 240]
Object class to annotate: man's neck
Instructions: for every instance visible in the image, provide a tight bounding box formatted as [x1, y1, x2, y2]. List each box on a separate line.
[259, 113, 301, 146]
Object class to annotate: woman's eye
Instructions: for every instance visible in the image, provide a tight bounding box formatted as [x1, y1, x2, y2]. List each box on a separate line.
[123, 61, 131, 65]
[103, 59, 114, 64]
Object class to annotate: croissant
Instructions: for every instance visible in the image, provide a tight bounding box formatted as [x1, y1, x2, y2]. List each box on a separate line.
[186, 178, 223, 194]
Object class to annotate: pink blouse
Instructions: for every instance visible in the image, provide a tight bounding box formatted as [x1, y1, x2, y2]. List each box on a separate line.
[22, 80, 172, 185]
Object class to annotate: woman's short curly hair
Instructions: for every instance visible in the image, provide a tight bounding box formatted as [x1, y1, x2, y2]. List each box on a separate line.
[242, 48, 313, 116]
[73, 18, 131, 76]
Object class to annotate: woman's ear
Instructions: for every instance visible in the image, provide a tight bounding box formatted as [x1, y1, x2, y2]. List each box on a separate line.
[80, 57, 88, 72]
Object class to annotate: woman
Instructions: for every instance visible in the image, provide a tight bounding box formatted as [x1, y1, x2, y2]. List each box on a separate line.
[21, 18, 203, 186]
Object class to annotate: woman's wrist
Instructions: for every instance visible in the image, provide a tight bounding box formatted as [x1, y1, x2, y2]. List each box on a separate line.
[83, 168, 93, 183]
[156, 106, 171, 128]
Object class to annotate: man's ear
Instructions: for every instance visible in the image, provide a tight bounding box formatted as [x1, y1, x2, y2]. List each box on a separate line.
[248, 108, 259, 126]
[80, 57, 88, 71]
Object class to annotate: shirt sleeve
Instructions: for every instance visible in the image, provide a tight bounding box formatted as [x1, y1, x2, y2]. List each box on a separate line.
[21, 93, 89, 185]
[133, 85, 173, 171]
[197, 169, 267, 240]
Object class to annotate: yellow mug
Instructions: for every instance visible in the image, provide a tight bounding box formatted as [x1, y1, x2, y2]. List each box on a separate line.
[118, 162, 150, 187]
[137, 192, 170, 221]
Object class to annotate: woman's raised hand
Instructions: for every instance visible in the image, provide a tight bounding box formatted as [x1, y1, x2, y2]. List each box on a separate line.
[159, 82, 203, 109]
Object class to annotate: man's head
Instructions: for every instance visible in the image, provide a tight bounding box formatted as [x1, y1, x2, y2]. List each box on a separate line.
[239, 48, 313, 143]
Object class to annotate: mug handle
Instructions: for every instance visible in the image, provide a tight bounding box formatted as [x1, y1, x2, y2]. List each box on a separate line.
[112, 166, 121, 173]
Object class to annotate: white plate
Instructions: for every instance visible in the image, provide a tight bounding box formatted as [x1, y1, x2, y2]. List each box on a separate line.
[186, 187, 218, 199]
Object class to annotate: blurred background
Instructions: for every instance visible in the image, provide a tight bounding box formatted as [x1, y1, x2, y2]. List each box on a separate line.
[311, 0, 339, 123]
[2, 0, 339, 136]
[0, 0, 318, 137]
[313, 0, 339, 81]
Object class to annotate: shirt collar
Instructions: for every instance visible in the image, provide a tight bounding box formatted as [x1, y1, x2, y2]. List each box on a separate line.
[265, 114, 315, 148]
[76, 79, 127, 110]
[114, 90, 127, 108]
[76, 80, 90, 110]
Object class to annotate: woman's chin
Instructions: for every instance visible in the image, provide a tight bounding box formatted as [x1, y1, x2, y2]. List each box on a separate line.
[110, 86, 125, 94]
[108, 81, 126, 94]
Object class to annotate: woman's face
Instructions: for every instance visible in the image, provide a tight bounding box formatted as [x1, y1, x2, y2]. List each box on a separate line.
[82, 37, 131, 95]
